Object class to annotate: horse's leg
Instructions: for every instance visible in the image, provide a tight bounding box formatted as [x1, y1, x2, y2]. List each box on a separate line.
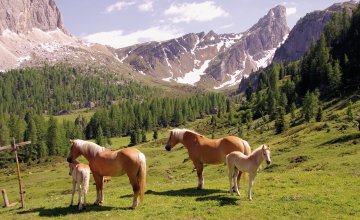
[193, 160, 204, 190]
[228, 166, 234, 195]
[128, 173, 140, 209]
[233, 168, 240, 196]
[93, 174, 103, 205]
[235, 171, 242, 196]
[78, 183, 82, 210]
[83, 184, 87, 210]
[248, 173, 255, 201]
[70, 180, 76, 206]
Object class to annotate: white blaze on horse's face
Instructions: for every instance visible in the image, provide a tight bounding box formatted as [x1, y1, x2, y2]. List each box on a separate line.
[262, 145, 271, 166]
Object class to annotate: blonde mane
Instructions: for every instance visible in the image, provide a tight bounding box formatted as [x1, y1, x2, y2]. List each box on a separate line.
[74, 139, 106, 157]
[171, 128, 201, 142]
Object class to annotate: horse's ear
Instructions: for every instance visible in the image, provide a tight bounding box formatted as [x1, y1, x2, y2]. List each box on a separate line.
[70, 139, 74, 145]
[262, 145, 265, 150]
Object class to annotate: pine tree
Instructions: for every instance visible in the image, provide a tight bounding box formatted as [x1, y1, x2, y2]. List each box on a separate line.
[302, 91, 319, 122]
[316, 107, 323, 122]
[141, 130, 147, 143]
[328, 61, 342, 93]
[96, 126, 105, 146]
[0, 115, 10, 146]
[275, 107, 286, 134]
[24, 119, 38, 161]
[228, 110, 235, 126]
[153, 129, 158, 140]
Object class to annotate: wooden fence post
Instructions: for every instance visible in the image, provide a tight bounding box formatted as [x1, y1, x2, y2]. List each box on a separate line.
[11, 138, 25, 209]
[1, 189, 9, 208]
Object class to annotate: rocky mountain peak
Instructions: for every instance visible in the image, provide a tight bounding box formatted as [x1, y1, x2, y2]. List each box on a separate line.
[0, 0, 66, 34]
[273, 1, 358, 62]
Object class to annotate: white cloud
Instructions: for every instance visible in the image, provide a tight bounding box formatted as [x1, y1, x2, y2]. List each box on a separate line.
[286, 7, 297, 16]
[84, 26, 183, 48]
[138, 0, 154, 12]
[164, 1, 229, 23]
[106, 1, 135, 13]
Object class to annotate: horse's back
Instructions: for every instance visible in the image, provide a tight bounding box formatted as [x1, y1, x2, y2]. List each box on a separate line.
[92, 147, 143, 176]
[226, 151, 247, 169]
[220, 136, 247, 154]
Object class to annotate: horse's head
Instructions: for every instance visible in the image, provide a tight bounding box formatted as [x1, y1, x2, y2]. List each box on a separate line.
[262, 144, 271, 167]
[165, 130, 181, 151]
[67, 140, 81, 163]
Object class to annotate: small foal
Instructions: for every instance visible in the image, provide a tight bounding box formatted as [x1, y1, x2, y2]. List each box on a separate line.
[69, 160, 91, 210]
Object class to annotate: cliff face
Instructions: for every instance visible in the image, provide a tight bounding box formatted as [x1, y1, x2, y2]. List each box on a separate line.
[273, 1, 358, 62]
[0, 0, 125, 73]
[117, 5, 289, 89]
[0, 0, 66, 34]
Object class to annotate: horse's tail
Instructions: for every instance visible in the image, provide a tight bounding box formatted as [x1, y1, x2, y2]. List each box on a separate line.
[241, 139, 252, 156]
[137, 152, 146, 203]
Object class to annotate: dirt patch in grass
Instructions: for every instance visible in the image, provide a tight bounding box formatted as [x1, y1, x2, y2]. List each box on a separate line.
[289, 155, 310, 163]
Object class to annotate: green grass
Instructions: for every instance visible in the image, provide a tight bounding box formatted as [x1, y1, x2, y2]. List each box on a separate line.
[0, 98, 359, 219]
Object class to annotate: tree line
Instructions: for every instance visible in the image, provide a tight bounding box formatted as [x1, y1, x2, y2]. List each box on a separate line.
[0, 64, 156, 114]
[0, 93, 227, 167]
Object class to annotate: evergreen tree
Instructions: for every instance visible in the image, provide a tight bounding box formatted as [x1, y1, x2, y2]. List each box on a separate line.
[24, 119, 38, 161]
[328, 61, 342, 93]
[302, 91, 319, 122]
[0, 115, 10, 146]
[141, 130, 147, 143]
[96, 126, 105, 146]
[275, 107, 286, 134]
[347, 100, 354, 121]
[316, 107, 323, 122]
[153, 129, 158, 140]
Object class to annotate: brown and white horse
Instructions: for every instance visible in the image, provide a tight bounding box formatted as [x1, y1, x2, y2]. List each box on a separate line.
[165, 128, 251, 189]
[67, 139, 146, 209]
[226, 144, 271, 201]
[68, 160, 91, 210]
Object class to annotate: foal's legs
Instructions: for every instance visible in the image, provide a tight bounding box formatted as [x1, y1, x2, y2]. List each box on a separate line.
[78, 184, 83, 210]
[70, 180, 76, 206]
[228, 166, 234, 195]
[248, 173, 256, 201]
[193, 160, 204, 190]
[233, 168, 241, 196]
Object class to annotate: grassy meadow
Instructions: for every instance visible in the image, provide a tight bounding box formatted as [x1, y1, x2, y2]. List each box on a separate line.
[0, 97, 359, 219]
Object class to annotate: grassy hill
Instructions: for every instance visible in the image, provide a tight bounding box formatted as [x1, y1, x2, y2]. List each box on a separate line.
[0, 96, 359, 219]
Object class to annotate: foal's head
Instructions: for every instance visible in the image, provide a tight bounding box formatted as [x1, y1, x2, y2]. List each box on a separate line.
[262, 145, 271, 166]
[165, 129, 183, 151]
[67, 140, 81, 163]
[68, 160, 79, 176]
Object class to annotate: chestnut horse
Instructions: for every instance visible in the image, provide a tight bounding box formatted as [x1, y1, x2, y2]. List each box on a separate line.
[67, 139, 146, 209]
[165, 128, 251, 189]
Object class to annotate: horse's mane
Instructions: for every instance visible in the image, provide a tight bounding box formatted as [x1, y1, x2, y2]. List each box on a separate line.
[171, 128, 201, 141]
[250, 145, 265, 156]
[74, 139, 107, 157]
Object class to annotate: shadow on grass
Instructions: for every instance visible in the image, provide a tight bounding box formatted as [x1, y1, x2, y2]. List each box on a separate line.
[321, 133, 360, 146]
[196, 195, 238, 206]
[145, 188, 237, 206]
[145, 188, 226, 197]
[17, 205, 115, 217]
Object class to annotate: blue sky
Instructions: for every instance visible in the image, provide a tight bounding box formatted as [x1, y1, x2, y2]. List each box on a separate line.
[56, 0, 353, 48]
